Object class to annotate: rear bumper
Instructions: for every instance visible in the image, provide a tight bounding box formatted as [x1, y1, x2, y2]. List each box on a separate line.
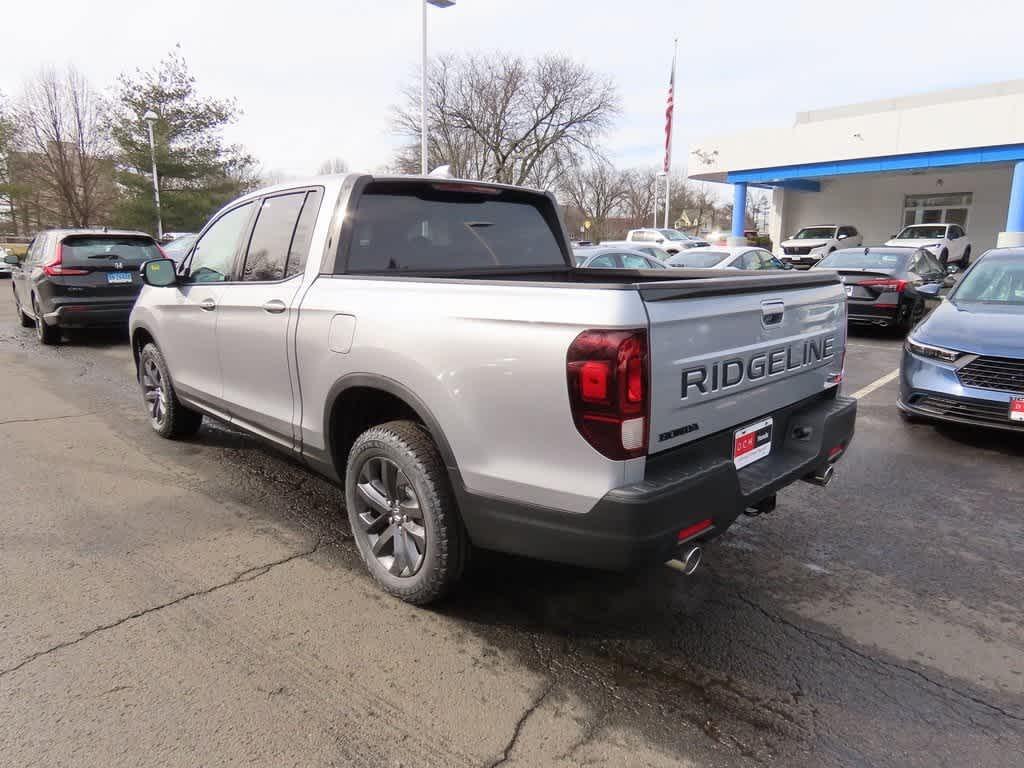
[43, 299, 136, 327]
[457, 391, 857, 570]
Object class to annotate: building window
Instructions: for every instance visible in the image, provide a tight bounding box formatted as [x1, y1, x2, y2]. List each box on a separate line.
[902, 192, 972, 230]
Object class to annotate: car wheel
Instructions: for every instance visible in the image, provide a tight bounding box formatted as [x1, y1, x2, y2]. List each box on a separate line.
[14, 288, 33, 328]
[900, 299, 926, 335]
[938, 248, 949, 266]
[961, 247, 971, 267]
[138, 342, 203, 438]
[346, 420, 468, 605]
[32, 297, 60, 345]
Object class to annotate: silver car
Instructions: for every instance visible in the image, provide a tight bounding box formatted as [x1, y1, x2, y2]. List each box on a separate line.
[130, 174, 854, 604]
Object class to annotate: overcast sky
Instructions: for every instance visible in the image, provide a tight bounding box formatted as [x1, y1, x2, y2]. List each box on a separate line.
[3, 0, 1021, 180]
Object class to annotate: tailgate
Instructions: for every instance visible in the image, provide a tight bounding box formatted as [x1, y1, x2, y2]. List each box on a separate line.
[641, 273, 845, 454]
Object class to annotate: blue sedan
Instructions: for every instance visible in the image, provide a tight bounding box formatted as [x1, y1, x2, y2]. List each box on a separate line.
[899, 248, 1024, 431]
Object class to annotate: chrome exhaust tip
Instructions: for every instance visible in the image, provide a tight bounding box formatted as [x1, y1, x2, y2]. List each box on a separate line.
[667, 545, 703, 575]
[803, 463, 835, 487]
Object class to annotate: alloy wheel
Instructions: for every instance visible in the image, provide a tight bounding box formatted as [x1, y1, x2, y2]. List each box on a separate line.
[354, 456, 426, 578]
[141, 356, 168, 427]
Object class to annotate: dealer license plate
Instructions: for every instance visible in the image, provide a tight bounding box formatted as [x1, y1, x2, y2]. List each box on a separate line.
[733, 417, 773, 469]
[1010, 398, 1024, 422]
[107, 272, 132, 284]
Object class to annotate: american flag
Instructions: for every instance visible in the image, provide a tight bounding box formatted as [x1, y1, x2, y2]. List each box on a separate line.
[664, 48, 676, 173]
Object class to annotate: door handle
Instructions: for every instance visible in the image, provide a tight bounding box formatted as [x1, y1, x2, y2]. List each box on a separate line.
[262, 299, 287, 314]
[199, 298, 216, 311]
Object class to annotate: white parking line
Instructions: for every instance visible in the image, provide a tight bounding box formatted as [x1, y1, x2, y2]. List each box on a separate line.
[851, 368, 900, 400]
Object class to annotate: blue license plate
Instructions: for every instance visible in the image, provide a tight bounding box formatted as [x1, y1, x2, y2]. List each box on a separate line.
[108, 272, 132, 284]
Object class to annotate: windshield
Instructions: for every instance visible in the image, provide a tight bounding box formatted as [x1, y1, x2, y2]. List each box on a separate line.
[666, 251, 730, 268]
[817, 250, 907, 270]
[658, 229, 688, 241]
[163, 234, 197, 258]
[951, 255, 1024, 305]
[346, 182, 566, 272]
[896, 225, 946, 240]
[793, 227, 836, 240]
[60, 235, 161, 267]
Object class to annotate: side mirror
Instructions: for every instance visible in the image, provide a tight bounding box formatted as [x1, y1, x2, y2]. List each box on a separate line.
[141, 258, 178, 287]
[917, 283, 942, 298]
[3, 254, 18, 265]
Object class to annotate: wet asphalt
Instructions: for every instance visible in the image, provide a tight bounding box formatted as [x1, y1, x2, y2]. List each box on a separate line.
[0, 293, 1022, 767]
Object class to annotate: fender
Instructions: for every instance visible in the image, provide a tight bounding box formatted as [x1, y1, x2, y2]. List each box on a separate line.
[316, 372, 462, 483]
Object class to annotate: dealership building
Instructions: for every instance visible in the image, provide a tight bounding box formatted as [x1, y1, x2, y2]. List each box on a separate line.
[687, 80, 1024, 254]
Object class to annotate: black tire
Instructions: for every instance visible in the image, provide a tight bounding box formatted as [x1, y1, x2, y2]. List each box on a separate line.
[32, 296, 60, 345]
[346, 420, 467, 605]
[961, 247, 971, 268]
[899, 299, 926, 335]
[138, 342, 203, 439]
[14, 289, 32, 327]
[938, 248, 949, 266]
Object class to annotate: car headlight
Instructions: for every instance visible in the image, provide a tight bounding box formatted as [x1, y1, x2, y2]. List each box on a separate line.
[905, 337, 963, 362]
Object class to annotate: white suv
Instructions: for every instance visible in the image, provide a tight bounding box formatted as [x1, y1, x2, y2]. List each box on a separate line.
[780, 225, 861, 268]
[885, 224, 971, 267]
[626, 228, 709, 255]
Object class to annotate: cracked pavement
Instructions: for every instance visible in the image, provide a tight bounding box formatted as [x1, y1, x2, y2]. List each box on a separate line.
[0, 319, 1022, 767]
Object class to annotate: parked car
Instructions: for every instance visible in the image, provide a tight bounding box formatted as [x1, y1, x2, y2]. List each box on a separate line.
[885, 224, 971, 267]
[130, 174, 855, 604]
[591, 241, 673, 262]
[626, 228, 709, 254]
[162, 233, 198, 265]
[574, 246, 668, 269]
[780, 225, 862, 268]
[813, 247, 946, 333]
[666, 246, 790, 271]
[9, 229, 163, 344]
[899, 248, 1024, 431]
[0, 247, 12, 277]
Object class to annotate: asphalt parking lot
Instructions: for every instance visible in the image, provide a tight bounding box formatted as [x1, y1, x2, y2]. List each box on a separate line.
[1, 308, 1022, 768]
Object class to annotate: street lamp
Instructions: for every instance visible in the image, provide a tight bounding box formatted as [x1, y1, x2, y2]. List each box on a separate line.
[655, 171, 667, 227]
[421, 0, 455, 175]
[143, 110, 163, 240]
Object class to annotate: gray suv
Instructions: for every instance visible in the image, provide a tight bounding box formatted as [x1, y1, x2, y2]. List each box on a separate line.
[130, 175, 856, 604]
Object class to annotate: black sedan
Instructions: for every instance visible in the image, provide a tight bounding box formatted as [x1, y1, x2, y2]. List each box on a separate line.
[814, 246, 948, 333]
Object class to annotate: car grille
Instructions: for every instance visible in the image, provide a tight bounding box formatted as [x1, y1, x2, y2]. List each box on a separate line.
[956, 356, 1024, 394]
[911, 394, 1018, 426]
[783, 246, 812, 256]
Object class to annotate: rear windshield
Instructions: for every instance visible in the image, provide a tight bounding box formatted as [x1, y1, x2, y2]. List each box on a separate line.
[344, 182, 567, 273]
[61, 235, 161, 267]
[817, 250, 908, 270]
[667, 251, 729, 268]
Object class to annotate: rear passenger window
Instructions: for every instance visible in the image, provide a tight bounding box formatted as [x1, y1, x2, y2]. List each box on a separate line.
[242, 192, 307, 281]
[285, 190, 323, 278]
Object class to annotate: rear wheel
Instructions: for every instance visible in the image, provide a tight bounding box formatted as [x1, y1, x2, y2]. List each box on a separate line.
[346, 420, 467, 605]
[32, 297, 59, 345]
[938, 248, 949, 266]
[961, 247, 971, 267]
[138, 342, 203, 438]
[899, 299, 926, 335]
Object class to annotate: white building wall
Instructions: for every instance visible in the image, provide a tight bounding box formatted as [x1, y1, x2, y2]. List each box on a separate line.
[775, 165, 1014, 254]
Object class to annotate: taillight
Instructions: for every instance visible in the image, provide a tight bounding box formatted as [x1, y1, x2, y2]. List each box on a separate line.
[567, 329, 649, 460]
[42, 243, 89, 276]
[860, 278, 906, 293]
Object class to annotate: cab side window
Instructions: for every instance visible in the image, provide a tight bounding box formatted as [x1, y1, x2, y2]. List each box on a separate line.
[285, 190, 323, 279]
[188, 203, 254, 283]
[241, 192, 307, 282]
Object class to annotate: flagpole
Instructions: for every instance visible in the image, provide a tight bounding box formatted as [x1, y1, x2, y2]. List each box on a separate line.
[664, 37, 678, 229]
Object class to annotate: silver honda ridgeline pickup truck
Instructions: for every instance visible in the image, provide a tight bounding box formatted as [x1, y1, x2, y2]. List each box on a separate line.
[130, 175, 856, 604]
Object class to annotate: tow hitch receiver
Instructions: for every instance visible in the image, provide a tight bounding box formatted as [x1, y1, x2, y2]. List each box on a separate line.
[745, 494, 777, 516]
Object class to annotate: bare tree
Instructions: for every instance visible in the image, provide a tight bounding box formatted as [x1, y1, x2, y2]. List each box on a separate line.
[559, 157, 627, 242]
[393, 52, 620, 188]
[15, 67, 113, 227]
[622, 168, 658, 230]
[683, 181, 720, 234]
[316, 157, 349, 175]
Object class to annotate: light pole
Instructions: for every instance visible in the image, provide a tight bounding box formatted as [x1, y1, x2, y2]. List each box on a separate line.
[143, 110, 163, 240]
[655, 171, 667, 227]
[422, 0, 455, 175]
